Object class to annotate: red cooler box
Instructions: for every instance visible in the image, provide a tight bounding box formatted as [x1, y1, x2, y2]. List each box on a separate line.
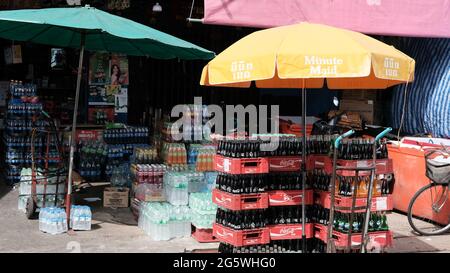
[388, 138, 450, 225]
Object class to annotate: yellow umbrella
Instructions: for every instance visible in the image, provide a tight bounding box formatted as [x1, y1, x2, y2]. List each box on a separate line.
[200, 22, 415, 253]
[201, 22, 415, 88]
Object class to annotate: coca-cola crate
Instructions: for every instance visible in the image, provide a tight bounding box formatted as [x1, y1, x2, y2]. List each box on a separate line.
[213, 223, 270, 247]
[212, 189, 269, 210]
[268, 189, 314, 206]
[314, 191, 393, 212]
[314, 224, 393, 249]
[214, 155, 269, 175]
[268, 223, 314, 240]
[269, 156, 302, 172]
[308, 155, 394, 176]
[192, 226, 219, 243]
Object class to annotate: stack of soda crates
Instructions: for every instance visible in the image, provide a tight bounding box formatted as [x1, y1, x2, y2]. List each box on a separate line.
[214, 136, 317, 253]
[308, 137, 394, 252]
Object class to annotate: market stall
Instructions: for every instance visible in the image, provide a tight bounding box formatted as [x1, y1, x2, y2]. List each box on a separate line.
[200, 22, 415, 253]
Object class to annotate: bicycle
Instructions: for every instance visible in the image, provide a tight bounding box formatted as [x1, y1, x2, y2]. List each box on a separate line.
[407, 147, 450, 236]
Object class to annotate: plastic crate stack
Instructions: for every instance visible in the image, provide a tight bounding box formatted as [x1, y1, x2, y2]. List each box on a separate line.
[308, 137, 394, 253]
[213, 137, 315, 253]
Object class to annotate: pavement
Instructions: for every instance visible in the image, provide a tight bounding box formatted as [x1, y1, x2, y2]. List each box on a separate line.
[0, 182, 449, 253]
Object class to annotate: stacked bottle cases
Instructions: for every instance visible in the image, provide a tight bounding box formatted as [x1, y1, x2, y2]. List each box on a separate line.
[213, 137, 315, 251]
[214, 136, 393, 253]
[3, 83, 62, 185]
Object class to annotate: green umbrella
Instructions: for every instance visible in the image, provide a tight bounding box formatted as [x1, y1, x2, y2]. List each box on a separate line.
[0, 5, 215, 217]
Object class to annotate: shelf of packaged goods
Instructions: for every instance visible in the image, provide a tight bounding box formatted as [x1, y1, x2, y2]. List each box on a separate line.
[314, 191, 393, 213]
[268, 156, 303, 172]
[212, 189, 269, 211]
[192, 226, 219, 243]
[213, 223, 270, 247]
[308, 155, 393, 176]
[268, 189, 314, 206]
[313, 223, 393, 250]
[214, 155, 269, 175]
[268, 223, 314, 240]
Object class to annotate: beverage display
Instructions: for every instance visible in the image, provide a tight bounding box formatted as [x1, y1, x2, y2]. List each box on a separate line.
[38, 207, 68, 235]
[189, 192, 217, 229]
[215, 208, 267, 230]
[337, 138, 389, 160]
[311, 205, 389, 233]
[138, 202, 191, 241]
[70, 205, 92, 231]
[161, 143, 187, 165]
[336, 175, 390, 197]
[215, 173, 267, 194]
[267, 206, 311, 225]
[219, 239, 313, 253]
[131, 146, 159, 164]
[187, 144, 215, 172]
[163, 171, 189, 205]
[308, 169, 332, 191]
[103, 126, 149, 144]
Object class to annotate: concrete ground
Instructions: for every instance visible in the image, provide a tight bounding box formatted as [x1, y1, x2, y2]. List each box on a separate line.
[1, 182, 449, 253]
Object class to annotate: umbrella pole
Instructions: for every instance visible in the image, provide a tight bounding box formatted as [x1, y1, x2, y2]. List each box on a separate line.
[301, 86, 307, 252]
[66, 34, 86, 223]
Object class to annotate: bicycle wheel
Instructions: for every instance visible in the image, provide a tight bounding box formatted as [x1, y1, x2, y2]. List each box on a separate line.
[407, 183, 450, 236]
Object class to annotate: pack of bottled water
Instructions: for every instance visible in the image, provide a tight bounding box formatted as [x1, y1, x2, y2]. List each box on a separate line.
[163, 172, 189, 206]
[186, 171, 207, 193]
[70, 205, 92, 231]
[138, 202, 191, 241]
[39, 207, 68, 235]
[204, 172, 218, 191]
[189, 192, 217, 229]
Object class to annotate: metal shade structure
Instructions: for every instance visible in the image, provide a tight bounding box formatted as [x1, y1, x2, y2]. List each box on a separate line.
[0, 5, 215, 219]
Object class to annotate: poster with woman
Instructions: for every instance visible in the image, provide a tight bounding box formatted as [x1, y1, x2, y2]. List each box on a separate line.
[89, 53, 111, 85]
[110, 54, 129, 86]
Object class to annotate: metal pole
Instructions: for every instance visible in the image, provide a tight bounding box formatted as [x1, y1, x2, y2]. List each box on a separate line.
[301, 86, 307, 252]
[360, 141, 378, 253]
[326, 146, 338, 253]
[66, 33, 85, 221]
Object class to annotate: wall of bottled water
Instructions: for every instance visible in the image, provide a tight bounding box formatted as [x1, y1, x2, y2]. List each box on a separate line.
[138, 202, 191, 241]
[39, 207, 68, 235]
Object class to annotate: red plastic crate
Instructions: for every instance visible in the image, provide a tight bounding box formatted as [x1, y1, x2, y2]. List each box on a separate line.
[314, 223, 393, 249]
[192, 226, 219, 243]
[268, 156, 302, 172]
[268, 223, 314, 240]
[213, 223, 270, 247]
[212, 189, 269, 210]
[214, 155, 269, 174]
[268, 189, 314, 206]
[308, 155, 393, 176]
[314, 191, 393, 213]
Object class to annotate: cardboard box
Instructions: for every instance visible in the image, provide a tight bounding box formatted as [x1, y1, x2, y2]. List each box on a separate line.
[339, 99, 383, 124]
[103, 187, 129, 208]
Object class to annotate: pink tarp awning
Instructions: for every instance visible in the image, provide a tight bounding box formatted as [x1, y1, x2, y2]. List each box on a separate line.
[203, 0, 450, 38]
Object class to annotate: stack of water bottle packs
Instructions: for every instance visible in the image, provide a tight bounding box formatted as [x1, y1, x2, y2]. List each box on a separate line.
[189, 192, 217, 229]
[138, 202, 191, 241]
[163, 171, 189, 206]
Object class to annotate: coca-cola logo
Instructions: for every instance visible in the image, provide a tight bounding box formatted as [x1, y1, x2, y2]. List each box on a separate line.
[215, 196, 232, 204]
[216, 229, 234, 238]
[271, 227, 301, 237]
